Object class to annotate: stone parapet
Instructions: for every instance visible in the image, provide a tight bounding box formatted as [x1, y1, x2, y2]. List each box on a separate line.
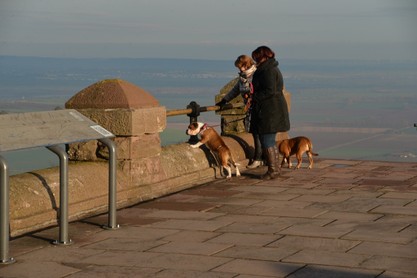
[9, 134, 249, 237]
[64, 79, 166, 162]
[9, 161, 129, 236]
[74, 107, 166, 136]
[66, 108, 165, 161]
[114, 134, 161, 160]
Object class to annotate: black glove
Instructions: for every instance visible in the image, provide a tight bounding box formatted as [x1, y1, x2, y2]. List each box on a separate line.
[215, 99, 227, 109]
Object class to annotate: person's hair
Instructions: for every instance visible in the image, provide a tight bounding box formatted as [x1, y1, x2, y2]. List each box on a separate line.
[234, 55, 255, 69]
[251, 46, 275, 63]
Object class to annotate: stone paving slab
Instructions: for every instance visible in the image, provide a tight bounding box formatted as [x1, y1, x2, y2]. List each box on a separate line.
[371, 204, 417, 216]
[349, 241, 417, 258]
[286, 265, 382, 278]
[147, 241, 234, 256]
[316, 211, 383, 222]
[0, 261, 79, 278]
[360, 256, 417, 274]
[212, 259, 303, 277]
[215, 245, 299, 262]
[279, 223, 354, 239]
[268, 235, 361, 252]
[282, 249, 371, 268]
[2, 158, 417, 277]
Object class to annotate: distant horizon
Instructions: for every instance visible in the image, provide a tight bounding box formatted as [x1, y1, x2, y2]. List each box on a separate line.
[2, 54, 417, 63]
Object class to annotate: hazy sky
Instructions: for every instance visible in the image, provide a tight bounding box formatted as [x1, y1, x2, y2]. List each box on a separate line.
[1, 0, 416, 60]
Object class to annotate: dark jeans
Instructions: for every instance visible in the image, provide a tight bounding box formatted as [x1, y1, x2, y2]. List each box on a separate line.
[253, 133, 262, 160]
[259, 133, 276, 148]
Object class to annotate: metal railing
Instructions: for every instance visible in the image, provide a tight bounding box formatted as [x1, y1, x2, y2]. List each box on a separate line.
[166, 101, 243, 122]
[166, 101, 245, 143]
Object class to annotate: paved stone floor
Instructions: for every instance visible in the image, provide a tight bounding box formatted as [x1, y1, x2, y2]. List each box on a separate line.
[1, 158, 417, 278]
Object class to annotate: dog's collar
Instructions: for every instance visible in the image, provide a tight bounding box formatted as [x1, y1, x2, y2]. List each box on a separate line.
[199, 123, 208, 134]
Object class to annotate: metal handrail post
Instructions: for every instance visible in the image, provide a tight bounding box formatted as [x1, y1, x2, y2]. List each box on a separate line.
[0, 155, 15, 264]
[47, 145, 72, 245]
[99, 138, 119, 230]
[186, 101, 201, 144]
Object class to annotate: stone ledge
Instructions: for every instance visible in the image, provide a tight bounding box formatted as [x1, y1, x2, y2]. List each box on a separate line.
[9, 133, 251, 237]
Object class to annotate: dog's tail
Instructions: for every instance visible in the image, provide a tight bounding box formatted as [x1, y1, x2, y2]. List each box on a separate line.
[229, 158, 240, 167]
[227, 154, 241, 167]
[308, 142, 319, 156]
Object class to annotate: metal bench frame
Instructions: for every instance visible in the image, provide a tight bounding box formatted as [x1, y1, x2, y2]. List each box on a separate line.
[0, 109, 119, 264]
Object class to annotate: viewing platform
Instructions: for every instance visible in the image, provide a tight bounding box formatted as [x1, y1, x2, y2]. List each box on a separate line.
[1, 158, 417, 277]
[1, 78, 416, 277]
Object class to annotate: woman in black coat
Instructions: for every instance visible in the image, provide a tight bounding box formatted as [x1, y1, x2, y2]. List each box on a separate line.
[250, 46, 290, 179]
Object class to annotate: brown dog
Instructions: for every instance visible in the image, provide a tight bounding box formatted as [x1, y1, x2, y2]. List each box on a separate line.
[277, 136, 318, 169]
[186, 122, 240, 178]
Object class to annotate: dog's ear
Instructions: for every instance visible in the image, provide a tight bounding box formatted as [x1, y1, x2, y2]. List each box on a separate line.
[191, 122, 199, 128]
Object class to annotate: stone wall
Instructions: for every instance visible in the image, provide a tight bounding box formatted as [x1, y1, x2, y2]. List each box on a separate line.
[9, 134, 251, 237]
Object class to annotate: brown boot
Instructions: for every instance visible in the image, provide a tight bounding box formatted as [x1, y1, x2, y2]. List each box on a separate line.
[274, 145, 282, 175]
[260, 147, 278, 180]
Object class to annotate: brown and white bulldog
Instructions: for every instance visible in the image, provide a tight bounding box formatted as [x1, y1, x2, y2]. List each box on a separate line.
[277, 136, 318, 169]
[186, 122, 240, 178]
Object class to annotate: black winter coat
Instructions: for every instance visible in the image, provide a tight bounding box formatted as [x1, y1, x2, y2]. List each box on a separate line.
[250, 58, 290, 134]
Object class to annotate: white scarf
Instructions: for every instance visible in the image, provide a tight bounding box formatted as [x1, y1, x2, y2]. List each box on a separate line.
[241, 65, 256, 78]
